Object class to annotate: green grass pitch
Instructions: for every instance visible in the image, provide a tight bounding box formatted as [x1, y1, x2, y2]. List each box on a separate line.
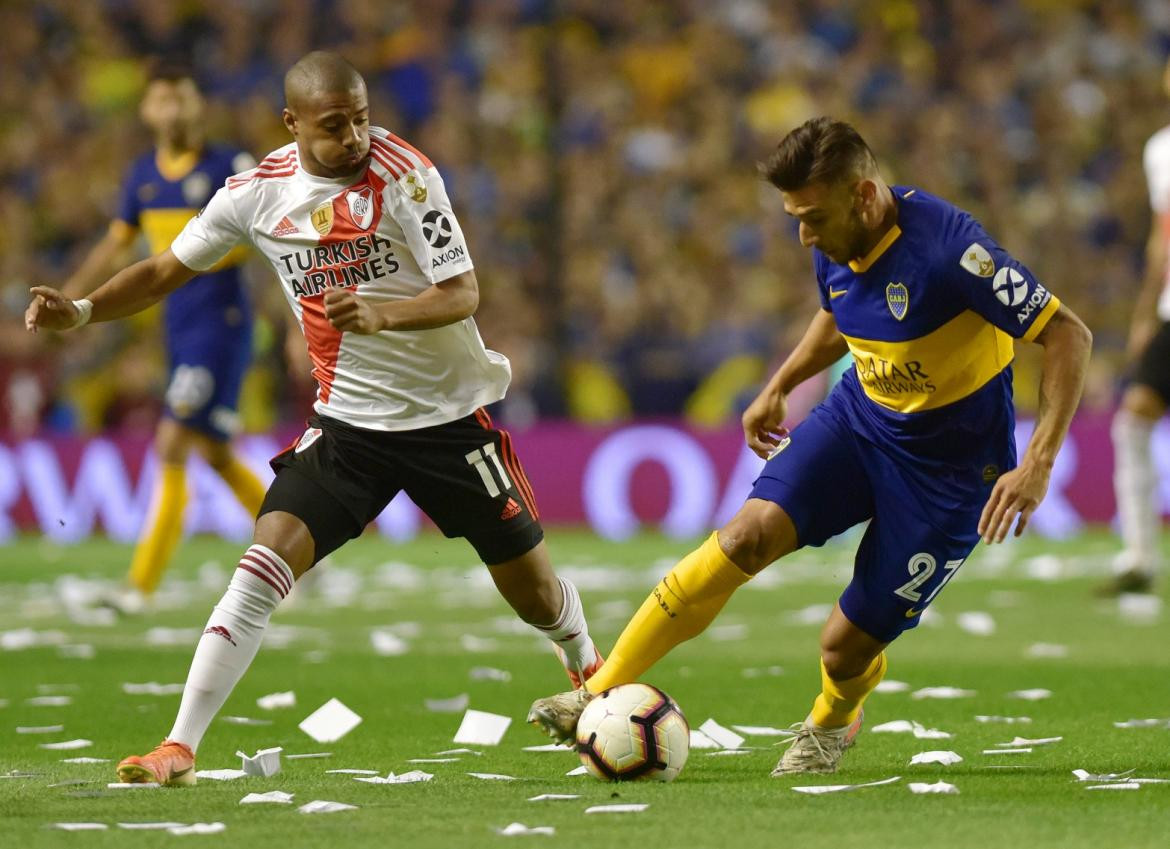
[2, 528, 1169, 848]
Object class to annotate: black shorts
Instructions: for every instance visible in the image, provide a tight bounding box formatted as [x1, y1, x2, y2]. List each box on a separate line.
[259, 410, 544, 566]
[1132, 320, 1170, 404]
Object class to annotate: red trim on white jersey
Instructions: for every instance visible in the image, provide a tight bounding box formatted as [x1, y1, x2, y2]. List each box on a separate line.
[296, 168, 390, 401]
[384, 132, 434, 168]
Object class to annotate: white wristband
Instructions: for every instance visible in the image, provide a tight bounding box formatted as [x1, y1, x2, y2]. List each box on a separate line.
[70, 298, 93, 329]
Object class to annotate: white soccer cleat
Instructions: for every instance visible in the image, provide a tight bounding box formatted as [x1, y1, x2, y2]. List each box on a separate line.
[527, 688, 595, 744]
[771, 711, 864, 776]
[553, 643, 605, 689]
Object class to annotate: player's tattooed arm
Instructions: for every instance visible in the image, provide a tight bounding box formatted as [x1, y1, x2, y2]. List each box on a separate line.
[324, 269, 479, 334]
[978, 305, 1092, 543]
[742, 308, 848, 458]
[25, 249, 196, 333]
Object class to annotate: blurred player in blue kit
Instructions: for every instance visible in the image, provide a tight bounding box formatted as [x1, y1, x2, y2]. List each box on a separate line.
[529, 117, 1092, 776]
[60, 63, 267, 609]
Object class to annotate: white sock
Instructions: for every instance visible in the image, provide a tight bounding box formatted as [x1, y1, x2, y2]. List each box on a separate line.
[534, 577, 598, 671]
[1112, 409, 1160, 575]
[168, 545, 293, 751]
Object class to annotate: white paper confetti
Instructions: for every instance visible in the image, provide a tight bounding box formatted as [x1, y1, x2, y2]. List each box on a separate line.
[52, 823, 108, 831]
[975, 715, 1032, 724]
[257, 691, 296, 711]
[1112, 718, 1169, 728]
[468, 772, 516, 781]
[528, 794, 580, 801]
[122, 682, 184, 696]
[911, 687, 975, 700]
[453, 709, 511, 746]
[1007, 689, 1052, 701]
[408, 758, 460, 764]
[565, 765, 588, 776]
[370, 630, 409, 656]
[353, 770, 432, 784]
[1086, 782, 1141, 791]
[983, 748, 1032, 755]
[910, 751, 963, 766]
[17, 725, 64, 734]
[997, 736, 1062, 747]
[61, 757, 108, 764]
[326, 769, 379, 775]
[116, 822, 186, 829]
[496, 823, 555, 836]
[585, 804, 649, 814]
[698, 719, 744, 749]
[956, 612, 996, 636]
[908, 781, 959, 795]
[26, 695, 71, 707]
[40, 739, 92, 750]
[435, 748, 482, 756]
[791, 776, 902, 794]
[874, 679, 911, 694]
[425, 694, 470, 713]
[1072, 769, 1136, 782]
[299, 800, 358, 814]
[469, 667, 511, 682]
[285, 752, 332, 760]
[731, 725, 795, 737]
[168, 822, 226, 835]
[237, 746, 282, 777]
[221, 716, 272, 726]
[1025, 643, 1068, 659]
[689, 729, 721, 749]
[240, 791, 294, 805]
[523, 743, 573, 752]
[299, 698, 362, 743]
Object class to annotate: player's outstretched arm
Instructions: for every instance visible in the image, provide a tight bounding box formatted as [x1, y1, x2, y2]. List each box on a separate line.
[978, 304, 1092, 543]
[742, 308, 848, 458]
[60, 221, 139, 300]
[25, 248, 197, 333]
[323, 269, 479, 334]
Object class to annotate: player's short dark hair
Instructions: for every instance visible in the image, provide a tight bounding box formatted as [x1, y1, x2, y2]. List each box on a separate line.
[760, 117, 877, 191]
[146, 58, 199, 88]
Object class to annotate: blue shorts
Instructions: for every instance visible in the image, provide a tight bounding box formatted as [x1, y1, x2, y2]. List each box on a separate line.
[163, 324, 252, 441]
[749, 402, 988, 643]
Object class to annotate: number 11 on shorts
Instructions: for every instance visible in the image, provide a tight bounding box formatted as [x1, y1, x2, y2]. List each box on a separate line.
[465, 444, 512, 496]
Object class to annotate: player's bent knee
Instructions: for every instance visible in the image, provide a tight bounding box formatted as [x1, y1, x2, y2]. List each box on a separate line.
[252, 512, 315, 579]
[718, 501, 797, 574]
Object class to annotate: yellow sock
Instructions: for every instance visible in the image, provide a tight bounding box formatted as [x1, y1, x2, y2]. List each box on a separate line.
[586, 532, 751, 693]
[127, 463, 188, 595]
[216, 455, 266, 516]
[810, 652, 887, 728]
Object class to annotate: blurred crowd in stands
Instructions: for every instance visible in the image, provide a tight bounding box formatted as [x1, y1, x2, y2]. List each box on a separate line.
[2, 0, 1169, 437]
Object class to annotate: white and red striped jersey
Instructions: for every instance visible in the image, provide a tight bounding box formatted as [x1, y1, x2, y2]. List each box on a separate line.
[170, 127, 510, 431]
[1143, 125, 1170, 320]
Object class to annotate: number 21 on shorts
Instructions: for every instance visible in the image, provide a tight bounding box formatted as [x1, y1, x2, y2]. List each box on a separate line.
[894, 552, 965, 614]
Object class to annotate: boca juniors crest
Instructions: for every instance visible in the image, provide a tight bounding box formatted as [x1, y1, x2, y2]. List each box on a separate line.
[886, 282, 909, 321]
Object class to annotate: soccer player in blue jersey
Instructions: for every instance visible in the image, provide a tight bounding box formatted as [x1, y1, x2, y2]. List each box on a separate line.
[61, 64, 266, 609]
[529, 117, 1093, 775]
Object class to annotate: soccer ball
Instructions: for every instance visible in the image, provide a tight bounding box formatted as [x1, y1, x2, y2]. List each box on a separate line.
[574, 683, 690, 782]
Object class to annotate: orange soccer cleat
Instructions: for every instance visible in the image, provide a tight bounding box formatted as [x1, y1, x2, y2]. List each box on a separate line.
[116, 739, 196, 787]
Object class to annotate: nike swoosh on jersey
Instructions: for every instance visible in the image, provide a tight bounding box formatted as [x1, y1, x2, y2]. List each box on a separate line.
[829, 287, 848, 299]
[905, 607, 924, 618]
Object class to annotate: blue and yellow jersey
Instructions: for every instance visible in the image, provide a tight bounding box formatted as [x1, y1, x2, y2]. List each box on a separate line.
[813, 186, 1060, 503]
[116, 144, 254, 344]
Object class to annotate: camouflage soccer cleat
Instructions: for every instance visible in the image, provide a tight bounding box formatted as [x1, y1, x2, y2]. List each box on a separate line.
[527, 688, 596, 744]
[770, 711, 864, 776]
[116, 739, 196, 787]
[554, 644, 605, 689]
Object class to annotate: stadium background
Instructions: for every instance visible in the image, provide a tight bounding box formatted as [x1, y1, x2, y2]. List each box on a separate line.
[2, 0, 1170, 540]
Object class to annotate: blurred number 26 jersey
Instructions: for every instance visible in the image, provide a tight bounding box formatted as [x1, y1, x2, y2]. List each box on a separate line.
[815, 187, 1061, 519]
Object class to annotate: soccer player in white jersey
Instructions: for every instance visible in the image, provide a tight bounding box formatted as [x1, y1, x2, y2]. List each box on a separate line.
[1100, 57, 1170, 596]
[26, 51, 602, 786]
